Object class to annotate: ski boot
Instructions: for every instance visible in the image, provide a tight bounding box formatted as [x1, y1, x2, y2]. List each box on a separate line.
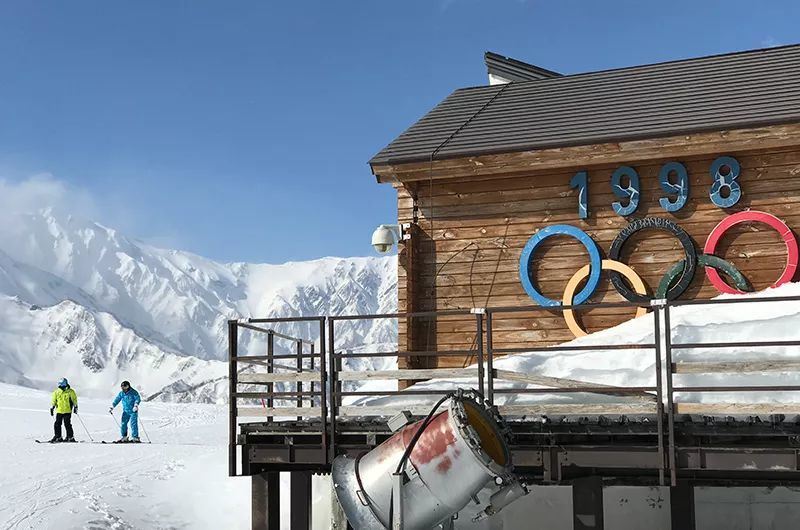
[115, 436, 129, 443]
[65, 437, 76, 443]
[131, 437, 141, 443]
[49, 436, 62, 443]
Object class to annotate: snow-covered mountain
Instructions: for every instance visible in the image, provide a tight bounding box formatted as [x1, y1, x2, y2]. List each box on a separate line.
[0, 209, 397, 402]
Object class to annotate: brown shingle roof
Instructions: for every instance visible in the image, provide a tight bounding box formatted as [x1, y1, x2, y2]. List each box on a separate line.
[370, 45, 800, 168]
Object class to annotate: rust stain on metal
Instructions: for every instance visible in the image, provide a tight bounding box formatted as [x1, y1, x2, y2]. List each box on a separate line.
[373, 411, 460, 470]
[408, 411, 458, 465]
[436, 456, 453, 473]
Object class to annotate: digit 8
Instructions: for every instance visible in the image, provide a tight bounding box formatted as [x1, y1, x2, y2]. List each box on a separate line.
[709, 156, 742, 208]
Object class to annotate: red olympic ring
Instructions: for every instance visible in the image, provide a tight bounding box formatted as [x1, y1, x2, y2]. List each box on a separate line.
[703, 210, 799, 294]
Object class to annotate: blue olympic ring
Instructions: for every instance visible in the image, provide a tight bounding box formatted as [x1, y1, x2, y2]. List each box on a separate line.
[518, 224, 602, 307]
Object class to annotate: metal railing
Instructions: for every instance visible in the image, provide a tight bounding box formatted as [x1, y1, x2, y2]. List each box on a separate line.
[228, 294, 800, 483]
[228, 317, 327, 475]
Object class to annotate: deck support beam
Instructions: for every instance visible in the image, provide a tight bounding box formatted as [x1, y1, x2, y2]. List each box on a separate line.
[670, 481, 696, 530]
[290, 472, 312, 530]
[573, 476, 604, 530]
[252, 472, 280, 530]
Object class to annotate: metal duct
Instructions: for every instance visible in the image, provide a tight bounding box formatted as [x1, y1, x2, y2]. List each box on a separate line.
[332, 391, 526, 529]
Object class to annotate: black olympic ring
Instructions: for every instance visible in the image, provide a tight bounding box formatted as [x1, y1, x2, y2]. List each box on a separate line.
[609, 217, 697, 303]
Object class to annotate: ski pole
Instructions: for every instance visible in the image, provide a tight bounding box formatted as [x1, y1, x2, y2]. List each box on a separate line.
[110, 410, 121, 429]
[75, 411, 94, 442]
[138, 415, 152, 444]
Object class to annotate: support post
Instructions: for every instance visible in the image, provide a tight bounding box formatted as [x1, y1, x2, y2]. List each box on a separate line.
[572, 476, 604, 530]
[670, 481, 695, 530]
[290, 472, 312, 530]
[252, 472, 280, 530]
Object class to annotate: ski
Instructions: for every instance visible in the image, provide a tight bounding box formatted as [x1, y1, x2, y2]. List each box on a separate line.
[34, 439, 84, 444]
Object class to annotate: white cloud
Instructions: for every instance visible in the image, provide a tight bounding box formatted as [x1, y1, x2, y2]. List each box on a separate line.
[0, 173, 184, 255]
[0, 174, 97, 223]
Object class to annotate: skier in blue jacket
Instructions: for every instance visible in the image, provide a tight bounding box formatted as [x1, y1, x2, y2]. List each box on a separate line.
[109, 380, 142, 443]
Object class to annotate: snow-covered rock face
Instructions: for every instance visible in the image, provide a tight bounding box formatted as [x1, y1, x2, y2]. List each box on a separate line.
[0, 209, 397, 402]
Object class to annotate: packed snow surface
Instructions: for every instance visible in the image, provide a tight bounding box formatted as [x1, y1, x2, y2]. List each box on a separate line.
[0, 383, 250, 529]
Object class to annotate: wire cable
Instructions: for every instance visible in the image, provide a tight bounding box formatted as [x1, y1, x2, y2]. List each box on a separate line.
[389, 392, 456, 527]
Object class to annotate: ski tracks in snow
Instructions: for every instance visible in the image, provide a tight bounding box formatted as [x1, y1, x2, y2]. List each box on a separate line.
[1, 445, 192, 529]
[2, 453, 150, 529]
[1, 385, 247, 529]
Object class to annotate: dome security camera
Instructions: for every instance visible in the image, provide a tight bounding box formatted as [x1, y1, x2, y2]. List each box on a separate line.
[371, 224, 400, 254]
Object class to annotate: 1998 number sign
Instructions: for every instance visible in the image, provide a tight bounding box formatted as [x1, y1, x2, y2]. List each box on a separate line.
[569, 155, 741, 219]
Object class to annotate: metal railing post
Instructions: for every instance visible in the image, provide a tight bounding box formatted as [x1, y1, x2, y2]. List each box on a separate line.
[663, 303, 677, 486]
[486, 310, 495, 405]
[296, 339, 303, 421]
[267, 330, 274, 423]
[652, 306, 665, 486]
[328, 317, 338, 463]
[310, 343, 316, 403]
[476, 312, 485, 399]
[228, 320, 238, 477]
[318, 318, 329, 465]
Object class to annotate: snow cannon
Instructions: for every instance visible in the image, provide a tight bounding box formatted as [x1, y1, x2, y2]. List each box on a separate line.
[332, 390, 528, 529]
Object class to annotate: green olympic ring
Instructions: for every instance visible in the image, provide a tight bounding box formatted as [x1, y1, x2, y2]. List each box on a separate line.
[656, 254, 752, 299]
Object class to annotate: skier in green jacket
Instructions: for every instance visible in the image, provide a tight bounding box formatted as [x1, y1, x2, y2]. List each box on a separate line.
[50, 378, 78, 443]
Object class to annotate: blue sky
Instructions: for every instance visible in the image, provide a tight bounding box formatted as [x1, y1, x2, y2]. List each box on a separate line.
[0, 1, 796, 263]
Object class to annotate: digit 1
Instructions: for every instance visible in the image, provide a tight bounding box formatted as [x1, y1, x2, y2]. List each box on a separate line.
[709, 156, 742, 208]
[570, 171, 589, 219]
[658, 161, 689, 212]
[611, 166, 640, 216]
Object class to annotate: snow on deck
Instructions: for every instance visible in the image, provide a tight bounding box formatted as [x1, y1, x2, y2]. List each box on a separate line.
[352, 282, 800, 411]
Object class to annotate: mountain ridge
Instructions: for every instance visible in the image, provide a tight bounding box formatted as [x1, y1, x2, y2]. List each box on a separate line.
[0, 208, 397, 402]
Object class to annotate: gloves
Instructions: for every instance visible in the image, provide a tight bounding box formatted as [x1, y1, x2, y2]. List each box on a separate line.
[108, 407, 114, 414]
[73, 406, 78, 415]
[50, 407, 54, 417]
[133, 405, 139, 412]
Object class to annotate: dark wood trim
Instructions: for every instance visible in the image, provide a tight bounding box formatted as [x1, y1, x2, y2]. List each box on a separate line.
[373, 123, 800, 183]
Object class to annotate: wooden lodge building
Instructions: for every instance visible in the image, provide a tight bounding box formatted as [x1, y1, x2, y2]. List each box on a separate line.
[236, 45, 800, 530]
[370, 45, 800, 371]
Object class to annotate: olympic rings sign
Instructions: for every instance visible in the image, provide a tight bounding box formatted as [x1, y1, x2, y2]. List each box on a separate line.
[518, 211, 800, 337]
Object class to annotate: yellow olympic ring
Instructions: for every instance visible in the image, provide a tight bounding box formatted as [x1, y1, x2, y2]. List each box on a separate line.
[562, 259, 649, 338]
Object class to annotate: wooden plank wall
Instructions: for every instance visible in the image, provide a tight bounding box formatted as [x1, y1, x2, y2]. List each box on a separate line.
[395, 147, 800, 369]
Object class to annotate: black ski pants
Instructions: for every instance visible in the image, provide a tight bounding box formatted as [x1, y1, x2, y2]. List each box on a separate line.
[54, 413, 74, 439]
